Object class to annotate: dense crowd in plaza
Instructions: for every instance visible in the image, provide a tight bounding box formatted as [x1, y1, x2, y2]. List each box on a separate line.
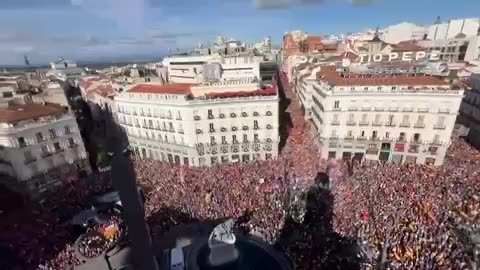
[0, 72, 479, 269]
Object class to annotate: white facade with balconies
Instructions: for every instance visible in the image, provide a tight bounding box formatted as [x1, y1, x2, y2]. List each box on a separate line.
[294, 64, 464, 166]
[114, 80, 279, 166]
[0, 103, 90, 196]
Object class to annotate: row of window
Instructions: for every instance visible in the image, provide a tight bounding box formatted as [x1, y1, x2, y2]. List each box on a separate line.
[331, 114, 446, 127]
[331, 100, 449, 113]
[197, 110, 273, 120]
[198, 121, 271, 133]
[203, 134, 271, 145]
[330, 130, 442, 143]
[122, 118, 184, 134]
[23, 138, 77, 164]
[127, 130, 185, 145]
[17, 125, 73, 148]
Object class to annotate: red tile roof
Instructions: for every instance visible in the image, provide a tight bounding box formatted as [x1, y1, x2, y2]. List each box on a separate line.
[391, 41, 424, 52]
[128, 84, 192, 94]
[205, 85, 276, 98]
[0, 102, 67, 123]
[318, 66, 449, 87]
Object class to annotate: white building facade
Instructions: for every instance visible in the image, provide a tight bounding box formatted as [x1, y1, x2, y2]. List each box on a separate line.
[0, 103, 90, 196]
[294, 64, 463, 166]
[162, 54, 263, 84]
[114, 81, 279, 166]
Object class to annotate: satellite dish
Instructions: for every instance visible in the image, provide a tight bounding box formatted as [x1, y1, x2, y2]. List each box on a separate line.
[342, 58, 351, 67]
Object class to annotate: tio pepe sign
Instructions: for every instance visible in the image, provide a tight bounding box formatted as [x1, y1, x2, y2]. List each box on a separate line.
[359, 51, 440, 63]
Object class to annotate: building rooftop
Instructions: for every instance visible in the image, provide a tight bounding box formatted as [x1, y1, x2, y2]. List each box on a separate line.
[128, 83, 192, 95]
[317, 65, 450, 87]
[0, 102, 67, 123]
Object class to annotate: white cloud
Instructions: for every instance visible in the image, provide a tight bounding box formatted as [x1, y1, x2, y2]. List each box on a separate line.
[254, 0, 373, 9]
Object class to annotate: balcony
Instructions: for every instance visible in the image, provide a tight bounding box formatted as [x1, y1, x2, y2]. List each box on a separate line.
[359, 121, 369, 126]
[414, 123, 425, 128]
[433, 124, 446, 130]
[331, 121, 340, 126]
[332, 107, 341, 111]
[372, 122, 382, 127]
[438, 108, 450, 114]
[18, 141, 27, 148]
[176, 116, 183, 121]
[132, 112, 138, 116]
[54, 148, 64, 153]
[410, 139, 422, 144]
[361, 106, 371, 111]
[344, 136, 355, 141]
[418, 108, 429, 113]
[24, 157, 37, 164]
[370, 136, 379, 141]
[346, 121, 356, 126]
[329, 135, 339, 140]
[431, 140, 443, 146]
[397, 137, 407, 142]
[389, 107, 399, 112]
[178, 129, 184, 134]
[36, 137, 46, 143]
[385, 122, 396, 127]
[347, 107, 358, 111]
[374, 107, 385, 112]
[169, 128, 175, 133]
[357, 136, 367, 141]
[134, 124, 140, 128]
[399, 122, 410, 128]
[403, 108, 414, 112]
[148, 125, 154, 130]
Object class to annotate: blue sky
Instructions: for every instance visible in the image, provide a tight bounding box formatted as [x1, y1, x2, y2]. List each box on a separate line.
[0, 0, 479, 65]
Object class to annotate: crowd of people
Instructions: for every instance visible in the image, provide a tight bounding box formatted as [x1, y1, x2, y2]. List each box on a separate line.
[0, 71, 479, 270]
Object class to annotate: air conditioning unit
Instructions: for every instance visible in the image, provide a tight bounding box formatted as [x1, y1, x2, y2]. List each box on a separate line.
[199, 151, 204, 155]
[233, 148, 238, 153]
[266, 146, 272, 151]
[253, 112, 259, 116]
[242, 112, 248, 117]
[266, 111, 272, 116]
[221, 127, 227, 132]
[208, 115, 214, 119]
[243, 126, 248, 130]
[219, 113, 225, 118]
[266, 125, 272, 129]
[222, 148, 228, 153]
[232, 126, 237, 131]
[211, 142, 217, 146]
[230, 113, 237, 118]
[212, 150, 217, 154]
[266, 138, 272, 142]
[254, 147, 260, 151]
[196, 129, 202, 134]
